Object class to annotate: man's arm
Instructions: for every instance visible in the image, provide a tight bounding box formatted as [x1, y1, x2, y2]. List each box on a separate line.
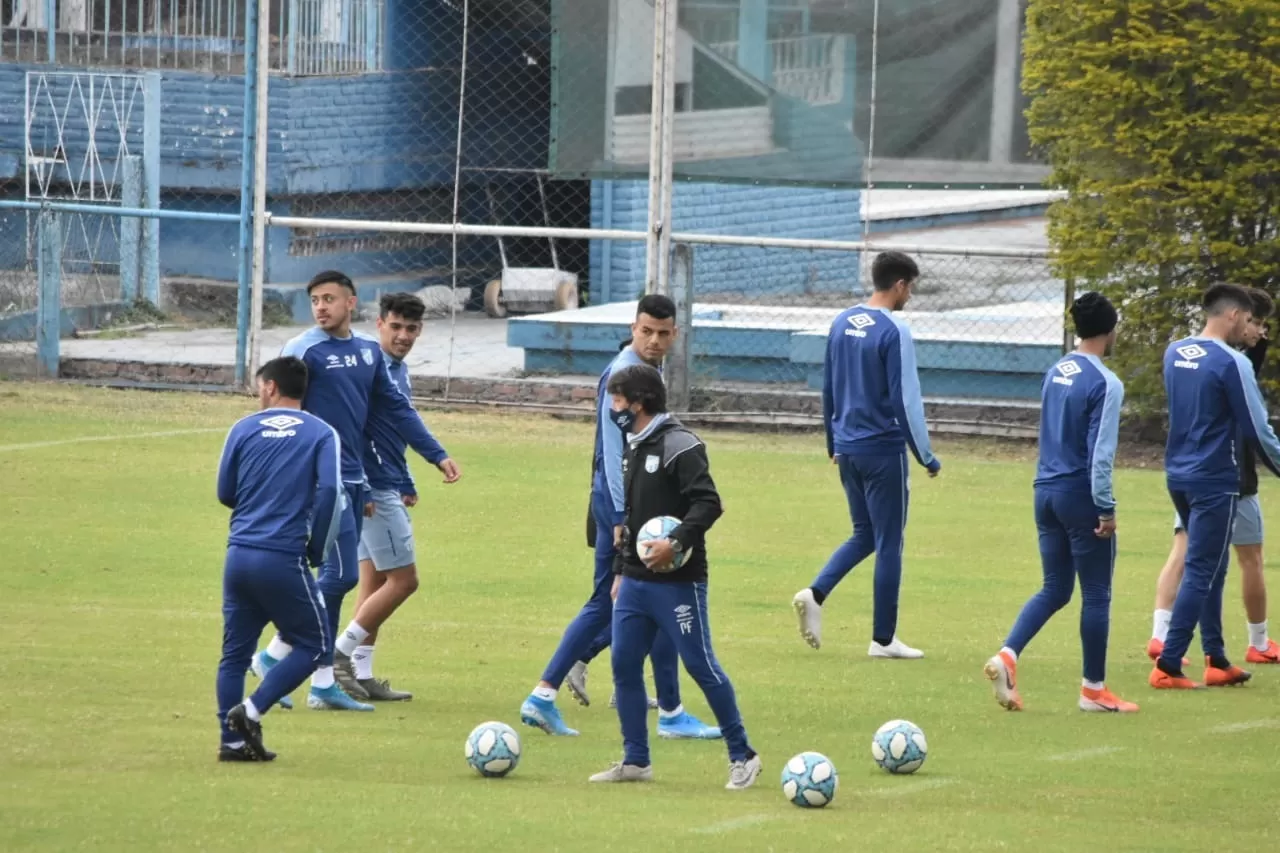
[372, 356, 449, 465]
[884, 323, 939, 472]
[1224, 354, 1280, 477]
[307, 427, 344, 568]
[216, 426, 239, 509]
[666, 442, 724, 553]
[599, 386, 627, 525]
[1087, 374, 1123, 516]
[823, 327, 836, 459]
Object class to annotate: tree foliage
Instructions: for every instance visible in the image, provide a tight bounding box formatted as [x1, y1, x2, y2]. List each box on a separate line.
[1023, 0, 1280, 414]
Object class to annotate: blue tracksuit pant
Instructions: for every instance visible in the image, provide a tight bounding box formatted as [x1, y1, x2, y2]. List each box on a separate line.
[1161, 488, 1236, 670]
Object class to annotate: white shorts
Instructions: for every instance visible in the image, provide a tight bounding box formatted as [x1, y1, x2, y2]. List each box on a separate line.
[1173, 494, 1263, 547]
[357, 488, 417, 571]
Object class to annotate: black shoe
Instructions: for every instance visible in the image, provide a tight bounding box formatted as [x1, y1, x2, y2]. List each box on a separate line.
[217, 743, 277, 762]
[225, 704, 271, 760]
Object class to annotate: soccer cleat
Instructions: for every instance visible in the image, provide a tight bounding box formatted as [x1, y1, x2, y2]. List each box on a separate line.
[726, 754, 763, 791]
[566, 661, 590, 707]
[792, 588, 823, 649]
[218, 742, 276, 762]
[658, 711, 722, 740]
[357, 678, 413, 701]
[983, 651, 1022, 711]
[1245, 639, 1280, 664]
[248, 650, 293, 710]
[1078, 685, 1139, 713]
[225, 704, 271, 761]
[307, 684, 375, 711]
[589, 762, 653, 783]
[1148, 666, 1204, 689]
[1204, 658, 1252, 687]
[608, 691, 659, 710]
[869, 637, 924, 659]
[334, 652, 369, 700]
[520, 695, 579, 736]
[1145, 638, 1189, 667]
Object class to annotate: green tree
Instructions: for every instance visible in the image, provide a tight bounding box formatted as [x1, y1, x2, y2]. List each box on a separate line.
[1022, 0, 1280, 415]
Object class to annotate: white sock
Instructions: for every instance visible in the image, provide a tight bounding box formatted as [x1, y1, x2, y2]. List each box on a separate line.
[353, 645, 375, 680]
[266, 635, 293, 661]
[999, 646, 1018, 663]
[312, 666, 335, 689]
[658, 703, 684, 720]
[532, 685, 556, 702]
[1248, 621, 1269, 650]
[335, 621, 370, 657]
[243, 697, 261, 721]
[1153, 609, 1172, 643]
[1082, 679, 1104, 692]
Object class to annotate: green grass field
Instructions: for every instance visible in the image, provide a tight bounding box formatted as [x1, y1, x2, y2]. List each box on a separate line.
[2, 383, 1278, 852]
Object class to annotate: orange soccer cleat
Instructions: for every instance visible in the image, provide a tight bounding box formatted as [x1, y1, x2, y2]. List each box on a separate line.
[983, 651, 1022, 711]
[1146, 637, 1190, 667]
[1148, 666, 1204, 690]
[1078, 685, 1139, 713]
[1245, 639, 1280, 664]
[1204, 657, 1252, 687]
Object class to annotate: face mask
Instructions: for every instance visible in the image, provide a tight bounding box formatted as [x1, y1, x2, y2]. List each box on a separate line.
[610, 407, 636, 434]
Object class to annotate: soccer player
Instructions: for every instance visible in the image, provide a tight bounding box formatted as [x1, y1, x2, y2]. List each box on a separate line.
[983, 292, 1137, 713]
[589, 364, 761, 789]
[792, 251, 941, 658]
[215, 356, 340, 761]
[334, 293, 460, 701]
[250, 271, 455, 712]
[1153, 282, 1280, 690]
[1148, 287, 1279, 665]
[521, 295, 719, 740]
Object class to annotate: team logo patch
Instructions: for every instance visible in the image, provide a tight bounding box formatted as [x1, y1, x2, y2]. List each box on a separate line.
[644, 454, 660, 473]
[260, 414, 303, 431]
[848, 313, 876, 330]
[361, 348, 374, 365]
[1056, 360, 1082, 378]
[1176, 344, 1207, 361]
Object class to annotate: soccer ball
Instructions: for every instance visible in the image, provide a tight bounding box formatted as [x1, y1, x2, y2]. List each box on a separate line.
[780, 751, 838, 808]
[871, 719, 927, 774]
[636, 515, 693, 569]
[465, 721, 521, 778]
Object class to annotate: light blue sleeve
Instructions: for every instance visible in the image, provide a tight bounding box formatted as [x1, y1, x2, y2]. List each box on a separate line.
[281, 327, 325, 359]
[1225, 351, 1280, 478]
[600, 380, 627, 524]
[887, 320, 937, 470]
[1089, 371, 1123, 513]
[215, 423, 240, 509]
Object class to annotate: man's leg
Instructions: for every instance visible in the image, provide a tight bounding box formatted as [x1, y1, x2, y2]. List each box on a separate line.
[985, 489, 1074, 711]
[1069, 504, 1138, 712]
[651, 627, 721, 739]
[1148, 514, 1187, 658]
[590, 576, 656, 783]
[349, 557, 386, 690]
[1233, 496, 1277, 662]
[216, 548, 273, 761]
[251, 556, 330, 718]
[863, 452, 919, 656]
[793, 454, 873, 649]
[652, 579, 761, 790]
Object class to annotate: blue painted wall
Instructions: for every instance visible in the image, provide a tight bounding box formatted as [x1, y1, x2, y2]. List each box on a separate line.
[588, 180, 863, 304]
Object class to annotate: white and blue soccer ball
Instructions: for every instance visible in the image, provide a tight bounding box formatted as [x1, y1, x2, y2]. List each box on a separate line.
[871, 719, 927, 774]
[780, 751, 838, 808]
[636, 515, 693, 569]
[465, 721, 521, 778]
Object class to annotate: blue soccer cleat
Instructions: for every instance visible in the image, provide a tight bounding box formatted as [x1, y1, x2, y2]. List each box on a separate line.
[658, 711, 722, 740]
[307, 684, 375, 711]
[248, 650, 293, 710]
[520, 695, 579, 736]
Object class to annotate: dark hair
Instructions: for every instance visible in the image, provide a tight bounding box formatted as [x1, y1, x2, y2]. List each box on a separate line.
[1070, 291, 1118, 340]
[1249, 288, 1274, 321]
[257, 356, 309, 400]
[380, 291, 426, 323]
[606, 364, 667, 415]
[871, 251, 920, 292]
[307, 270, 356, 295]
[636, 293, 676, 322]
[1203, 283, 1254, 316]
[618, 337, 633, 352]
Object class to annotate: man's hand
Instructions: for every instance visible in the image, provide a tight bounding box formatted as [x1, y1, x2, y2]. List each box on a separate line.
[613, 524, 625, 549]
[1095, 515, 1116, 539]
[640, 538, 676, 572]
[436, 458, 461, 484]
[364, 501, 375, 518]
[610, 574, 622, 601]
[402, 494, 419, 508]
[927, 459, 942, 479]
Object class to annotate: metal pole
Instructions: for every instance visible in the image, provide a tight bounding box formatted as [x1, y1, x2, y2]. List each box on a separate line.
[643, 0, 669, 294]
[247, 0, 272, 385]
[989, 0, 1021, 165]
[36, 209, 62, 378]
[668, 242, 694, 411]
[654, 0, 678, 296]
[1062, 276, 1076, 354]
[119, 155, 142, 303]
[141, 72, 162, 306]
[235, 0, 260, 387]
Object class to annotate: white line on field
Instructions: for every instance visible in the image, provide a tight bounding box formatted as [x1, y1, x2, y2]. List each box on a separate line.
[1044, 746, 1121, 762]
[1208, 719, 1280, 734]
[862, 777, 956, 797]
[0, 427, 223, 453]
[689, 814, 776, 834]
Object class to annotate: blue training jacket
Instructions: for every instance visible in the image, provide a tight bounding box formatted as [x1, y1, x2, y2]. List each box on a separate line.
[362, 353, 447, 497]
[1034, 352, 1123, 515]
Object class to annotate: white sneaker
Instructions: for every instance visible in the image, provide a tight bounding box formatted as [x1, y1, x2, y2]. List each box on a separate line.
[868, 637, 924, 659]
[589, 762, 653, 783]
[726, 754, 762, 790]
[566, 661, 590, 707]
[792, 589, 822, 649]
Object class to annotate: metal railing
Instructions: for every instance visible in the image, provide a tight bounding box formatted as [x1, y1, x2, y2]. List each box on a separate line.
[709, 33, 846, 105]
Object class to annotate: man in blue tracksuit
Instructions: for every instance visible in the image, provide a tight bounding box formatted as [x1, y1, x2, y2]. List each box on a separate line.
[589, 364, 761, 790]
[215, 356, 341, 761]
[984, 292, 1138, 713]
[1153, 282, 1280, 690]
[250, 271, 454, 712]
[521, 295, 718, 740]
[793, 251, 941, 659]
